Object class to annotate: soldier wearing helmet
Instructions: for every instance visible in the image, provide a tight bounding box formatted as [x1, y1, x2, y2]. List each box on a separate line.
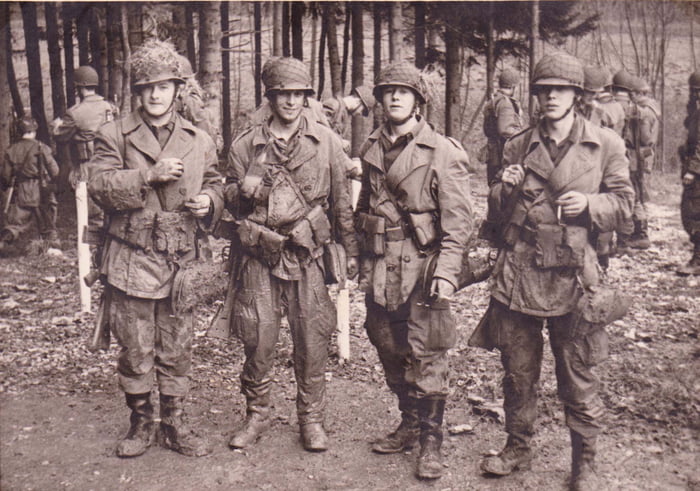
[474, 52, 633, 490]
[677, 70, 700, 275]
[592, 68, 625, 136]
[213, 56, 359, 453]
[87, 39, 224, 459]
[0, 116, 60, 253]
[482, 67, 523, 184]
[322, 85, 373, 150]
[355, 60, 473, 480]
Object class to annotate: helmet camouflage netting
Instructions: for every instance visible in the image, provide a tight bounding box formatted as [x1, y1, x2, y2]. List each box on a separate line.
[131, 39, 185, 88]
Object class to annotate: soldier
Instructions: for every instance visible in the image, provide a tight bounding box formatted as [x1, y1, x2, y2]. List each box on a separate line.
[596, 69, 625, 137]
[678, 71, 700, 275]
[615, 71, 657, 251]
[322, 85, 373, 146]
[475, 53, 633, 490]
[175, 55, 222, 151]
[356, 61, 472, 479]
[87, 39, 224, 458]
[483, 67, 523, 184]
[215, 57, 359, 453]
[0, 116, 60, 252]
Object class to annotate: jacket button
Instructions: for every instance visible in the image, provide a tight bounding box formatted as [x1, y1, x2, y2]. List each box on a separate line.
[403, 255, 411, 263]
[387, 265, 396, 272]
[304, 184, 312, 191]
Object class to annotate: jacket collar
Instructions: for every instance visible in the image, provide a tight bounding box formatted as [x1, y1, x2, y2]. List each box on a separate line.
[121, 110, 196, 163]
[251, 113, 322, 147]
[363, 117, 436, 173]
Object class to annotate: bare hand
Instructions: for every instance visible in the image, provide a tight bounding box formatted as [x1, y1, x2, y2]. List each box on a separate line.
[346, 257, 359, 280]
[502, 164, 525, 188]
[430, 278, 455, 302]
[147, 158, 184, 184]
[185, 194, 212, 218]
[555, 191, 588, 218]
[683, 172, 696, 186]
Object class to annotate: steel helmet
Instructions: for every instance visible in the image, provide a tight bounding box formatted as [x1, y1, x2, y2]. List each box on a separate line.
[531, 52, 584, 90]
[373, 61, 427, 104]
[18, 115, 38, 134]
[177, 54, 195, 78]
[612, 70, 635, 92]
[630, 76, 651, 94]
[499, 68, 520, 89]
[131, 39, 185, 89]
[583, 66, 608, 93]
[351, 85, 374, 115]
[689, 71, 700, 89]
[262, 57, 314, 95]
[74, 65, 99, 87]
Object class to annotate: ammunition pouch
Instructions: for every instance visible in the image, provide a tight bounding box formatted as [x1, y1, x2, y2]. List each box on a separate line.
[289, 204, 332, 252]
[357, 212, 386, 256]
[153, 211, 196, 256]
[237, 218, 287, 267]
[76, 141, 94, 162]
[407, 211, 438, 249]
[323, 242, 347, 285]
[571, 284, 631, 346]
[533, 223, 588, 269]
[107, 209, 157, 251]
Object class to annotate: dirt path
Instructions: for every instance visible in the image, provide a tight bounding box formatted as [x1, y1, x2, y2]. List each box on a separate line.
[1, 175, 698, 490]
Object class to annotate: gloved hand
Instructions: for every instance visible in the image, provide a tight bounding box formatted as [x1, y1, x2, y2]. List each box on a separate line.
[430, 277, 455, 303]
[146, 158, 184, 184]
[346, 256, 359, 280]
[683, 172, 696, 186]
[185, 194, 212, 218]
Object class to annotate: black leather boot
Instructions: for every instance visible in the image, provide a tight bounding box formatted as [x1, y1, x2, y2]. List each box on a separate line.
[415, 397, 446, 480]
[372, 393, 420, 454]
[481, 435, 533, 476]
[116, 392, 155, 458]
[229, 408, 271, 449]
[159, 395, 212, 457]
[570, 430, 599, 491]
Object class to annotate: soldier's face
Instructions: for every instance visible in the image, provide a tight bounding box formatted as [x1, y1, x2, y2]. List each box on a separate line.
[140, 81, 177, 118]
[537, 86, 577, 120]
[382, 86, 416, 123]
[270, 90, 305, 124]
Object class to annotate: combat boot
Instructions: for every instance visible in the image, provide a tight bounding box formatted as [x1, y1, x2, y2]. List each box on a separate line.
[677, 242, 700, 276]
[300, 422, 329, 452]
[570, 431, 599, 491]
[159, 395, 212, 457]
[629, 220, 651, 249]
[372, 394, 420, 454]
[229, 409, 271, 449]
[616, 234, 632, 255]
[116, 392, 155, 458]
[481, 435, 533, 476]
[415, 396, 446, 480]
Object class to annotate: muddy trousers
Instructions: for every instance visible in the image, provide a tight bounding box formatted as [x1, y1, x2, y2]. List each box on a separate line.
[489, 300, 605, 444]
[232, 257, 336, 425]
[1, 197, 57, 242]
[364, 287, 456, 399]
[108, 286, 193, 396]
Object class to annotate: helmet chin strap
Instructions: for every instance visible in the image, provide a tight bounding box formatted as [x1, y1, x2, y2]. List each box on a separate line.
[548, 95, 579, 123]
[389, 102, 419, 127]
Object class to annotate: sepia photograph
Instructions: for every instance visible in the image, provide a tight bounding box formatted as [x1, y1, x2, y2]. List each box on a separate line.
[0, 1, 697, 489]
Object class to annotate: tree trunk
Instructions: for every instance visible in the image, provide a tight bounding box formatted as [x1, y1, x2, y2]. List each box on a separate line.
[350, 3, 364, 157]
[45, 3, 66, 119]
[691, 10, 697, 71]
[0, 2, 11, 154]
[273, 2, 283, 56]
[76, 4, 90, 66]
[485, 1, 495, 104]
[186, 5, 196, 72]
[291, 2, 304, 61]
[92, 7, 109, 97]
[106, 4, 123, 106]
[172, 4, 188, 55]
[282, 2, 290, 57]
[326, 3, 342, 97]
[62, 4, 76, 107]
[444, 23, 461, 138]
[199, 1, 223, 146]
[425, 25, 441, 128]
[20, 2, 49, 143]
[341, 3, 351, 93]
[254, 2, 262, 107]
[414, 2, 426, 69]
[221, 1, 231, 154]
[374, 3, 383, 129]
[389, 3, 402, 61]
[120, 4, 131, 114]
[128, 4, 143, 52]
[529, 0, 539, 118]
[318, 11, 327, 98]
[310, 10, 317, 85]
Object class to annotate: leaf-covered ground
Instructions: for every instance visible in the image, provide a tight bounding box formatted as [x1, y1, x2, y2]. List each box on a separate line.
[1, 174, 698, 490]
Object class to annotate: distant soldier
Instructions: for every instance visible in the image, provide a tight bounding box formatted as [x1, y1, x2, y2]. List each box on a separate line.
[475, 53, 633, 490]
[483, 68, 523, 184]
[357, 61, 473, 480]
[322, 85, 373, 146]
[596, 69, 625, 137]
[677, 71, 700, 275]
[0, 116, 60, 252]
[215, 57, 359, 453]
[614, 71, 657, 251]
[87, 39, 224, 458]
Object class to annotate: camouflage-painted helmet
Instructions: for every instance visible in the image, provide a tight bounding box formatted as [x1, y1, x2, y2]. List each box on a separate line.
[351, 85, 374, 114]
[499, 68, 520, 88]
[177, 54, 195, 78]
[373, 61, 427, 104]
[612, 70, 635, 92]
[531, 52, 584, 90]
[262, 57, 314, 95]
[18, 115, 38, 134]
[583, 66, 608, 93]
[131, 39, 186, 89]
[74, 65, 99, 87]
[689, 71, 700, 89]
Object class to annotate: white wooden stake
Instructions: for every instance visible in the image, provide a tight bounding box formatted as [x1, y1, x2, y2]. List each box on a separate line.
[76, 180, 91, 313]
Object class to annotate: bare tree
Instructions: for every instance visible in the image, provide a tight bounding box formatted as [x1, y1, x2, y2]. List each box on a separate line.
[45, 3, 66, 119]
[341, 3, 351, 92]
[106, 4, 123, 106]
[254, 2, 262, 107]
[444, 21, 461, 138]
[318, 9, 327, 97]
[291, 2, 304, 60]
[172, 4, 188, 55]
[199, 1, 223, 143]
[414, 2, 426, 69]
[76, 4, 90, 66]
[0, 2, 11, 154]
[389, 3, 403, 61]
[273, 2, 283, 56]
[185, 5, 196, 72]
[529, 0, 539, 118]
[62, 4, 76, 107]
[326, 3, 342, 97]
[283, 2, 290, 57]
[120, 4, 131, 114]
[20, 2, 49, 142]
[350, 2, 364, 156]
[221, 1, 231, 154]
